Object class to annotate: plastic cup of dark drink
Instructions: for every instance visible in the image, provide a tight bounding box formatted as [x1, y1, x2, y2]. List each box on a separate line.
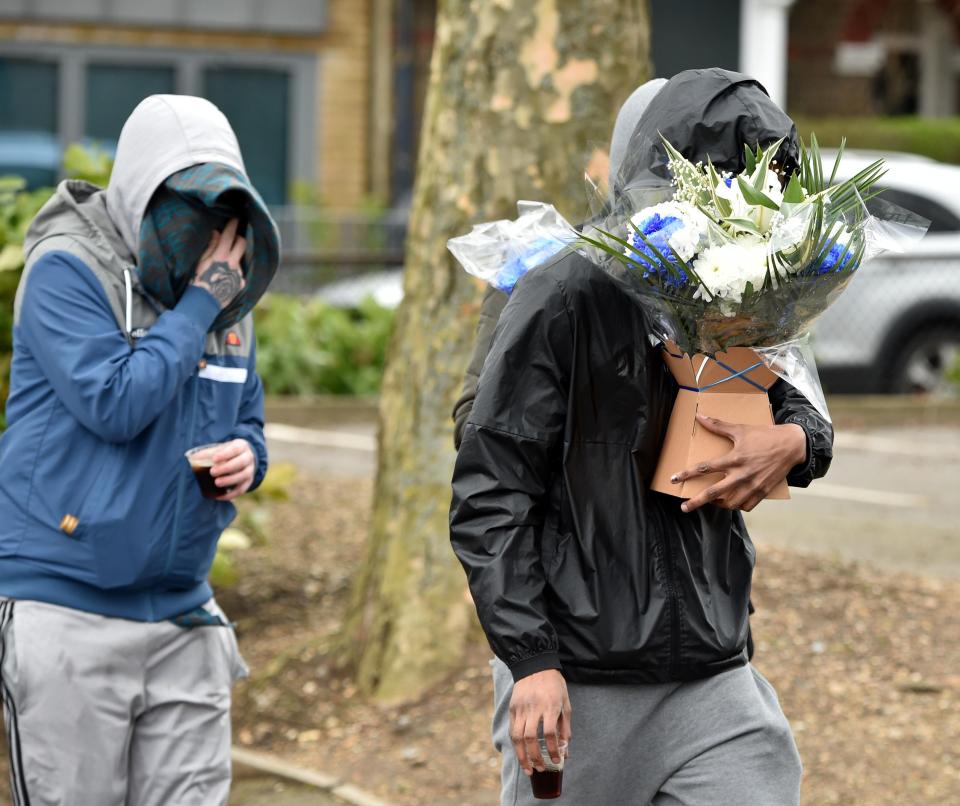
[185, 444, 225, 499]
[530, 739, 567, 800]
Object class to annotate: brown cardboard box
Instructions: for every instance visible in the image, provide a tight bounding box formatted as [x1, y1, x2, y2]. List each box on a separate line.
[651, 342, 789, 501]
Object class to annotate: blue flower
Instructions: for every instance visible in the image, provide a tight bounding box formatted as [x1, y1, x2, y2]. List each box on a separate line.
[494, 236, 569, 293]
[813, 241, 857, 275]
[626, 212, 689, 288]
[723, 176, 734, 188]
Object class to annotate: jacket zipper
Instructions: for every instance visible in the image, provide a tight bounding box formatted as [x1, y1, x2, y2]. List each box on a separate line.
[164, 372, 199, 575]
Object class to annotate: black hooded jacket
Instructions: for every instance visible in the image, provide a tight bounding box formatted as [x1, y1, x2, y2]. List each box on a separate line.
[449, 69, 833, 685]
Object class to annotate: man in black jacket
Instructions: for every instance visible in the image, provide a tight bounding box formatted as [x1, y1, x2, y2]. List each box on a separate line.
[449, 69, 833, 805]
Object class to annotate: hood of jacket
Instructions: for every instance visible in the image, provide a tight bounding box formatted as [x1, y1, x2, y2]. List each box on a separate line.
[25, 95, 279, 331]
[613, 67, 799, 205]
[607, 78, 668, 197]
[23, 180, 132, 272]
[106, 94, 246, 258]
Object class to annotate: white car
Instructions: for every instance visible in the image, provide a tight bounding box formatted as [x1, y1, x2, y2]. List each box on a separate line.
[813, 151, 960, 394]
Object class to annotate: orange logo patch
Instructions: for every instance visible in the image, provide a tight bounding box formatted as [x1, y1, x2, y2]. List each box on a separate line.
[226, 332, 242, 347]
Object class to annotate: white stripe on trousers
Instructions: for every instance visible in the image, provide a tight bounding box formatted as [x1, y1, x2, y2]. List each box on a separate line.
[0, 601, 30, 806]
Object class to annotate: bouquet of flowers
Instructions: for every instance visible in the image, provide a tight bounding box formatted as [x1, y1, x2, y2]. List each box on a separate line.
[586, 137, 885, 348]
[578, 136, 928, 423]
[448, 135, 927, 500]
[447, 200, 576, 294]
[572, 136, 928, 497]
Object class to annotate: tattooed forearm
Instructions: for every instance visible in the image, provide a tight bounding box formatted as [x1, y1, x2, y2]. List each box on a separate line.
[195, 260, 243, 308]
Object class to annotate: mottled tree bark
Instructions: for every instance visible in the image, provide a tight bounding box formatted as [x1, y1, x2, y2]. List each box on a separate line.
[343, 0, 651, 702]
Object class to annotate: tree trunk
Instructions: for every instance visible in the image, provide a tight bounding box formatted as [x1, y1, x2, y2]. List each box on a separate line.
[343, 0, 651, 702]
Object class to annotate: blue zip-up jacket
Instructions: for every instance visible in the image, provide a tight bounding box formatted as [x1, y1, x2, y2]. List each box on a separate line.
[0, 178, 269, 621]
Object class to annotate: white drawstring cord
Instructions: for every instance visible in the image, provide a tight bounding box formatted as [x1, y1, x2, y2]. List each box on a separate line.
[123, 267, 133, 337]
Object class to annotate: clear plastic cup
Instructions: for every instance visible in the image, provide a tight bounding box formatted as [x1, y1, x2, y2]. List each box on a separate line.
[531, 739, 568, 800]
[185, 443, 226, 499]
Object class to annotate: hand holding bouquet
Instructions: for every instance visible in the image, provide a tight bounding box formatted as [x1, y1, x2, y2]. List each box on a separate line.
[447, 135, 927, 503]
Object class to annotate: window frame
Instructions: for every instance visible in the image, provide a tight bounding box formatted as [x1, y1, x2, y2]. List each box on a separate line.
[0, 1, 329, 36]
[0, 41, 317, 204]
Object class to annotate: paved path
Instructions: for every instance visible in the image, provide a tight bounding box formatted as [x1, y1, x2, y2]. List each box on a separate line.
[230, 776, 340, 805]
[745, 425, 960, 579]
[265, 415, 960, 580]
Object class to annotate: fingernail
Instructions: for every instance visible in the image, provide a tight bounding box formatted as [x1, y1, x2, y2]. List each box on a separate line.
[681, 503, 689, 513]
[670, 474, 680, 483]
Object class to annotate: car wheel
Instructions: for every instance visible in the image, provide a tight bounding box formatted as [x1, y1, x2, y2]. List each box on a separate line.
[887, 324, 960, 395]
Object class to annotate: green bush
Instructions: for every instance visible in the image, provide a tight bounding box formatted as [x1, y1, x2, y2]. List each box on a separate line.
[0, 144, 114, 429]
[62, 143, 114, 187]
[795, 116, 960, 164]
[253, 294, 395, 396]
[0, 178, 56, 428]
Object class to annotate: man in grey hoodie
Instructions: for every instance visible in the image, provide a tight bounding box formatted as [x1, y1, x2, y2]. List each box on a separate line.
[451, 78, 666, 447]
[0, 96, 278, 805]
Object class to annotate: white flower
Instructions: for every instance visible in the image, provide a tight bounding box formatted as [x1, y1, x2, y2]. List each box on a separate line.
[768, 208, 811, 261]
[762, 168, 784, 206]
[692, 237, 769, 304]
[625, 201, 709, 263]
[714, 168, 784, 235]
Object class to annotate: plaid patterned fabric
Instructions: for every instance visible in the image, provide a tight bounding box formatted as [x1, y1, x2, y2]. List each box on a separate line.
[169, 605, 230, 628]
[138, 162, 280, 331]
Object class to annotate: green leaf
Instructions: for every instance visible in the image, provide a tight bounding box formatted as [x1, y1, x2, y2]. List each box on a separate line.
[744, 144, 757, 175]
[783, 173, 805, 205]
[828, 137, 846, 187]
[0, 244, 23, 272]
[208, 550, 237, 588]
[705, 160, 733, 219]
[737, 176, 780, 211]
[721, 217, 765, 237]
[578, 231, 662, 278]
[0, 177, 26, 193]
[625, 220, 713, 298]
[751, 137, 785, 192]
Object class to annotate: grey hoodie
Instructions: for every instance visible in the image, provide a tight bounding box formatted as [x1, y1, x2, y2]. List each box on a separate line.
[452, 79, 667, 448]
[19, 95, 257, 355]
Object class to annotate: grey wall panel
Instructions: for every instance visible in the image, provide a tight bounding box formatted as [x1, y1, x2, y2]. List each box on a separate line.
[111, 0, 181, 26]
[0, 0, 329, 33]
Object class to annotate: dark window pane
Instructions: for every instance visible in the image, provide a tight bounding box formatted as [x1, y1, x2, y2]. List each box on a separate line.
[0, 57, 59, 187]
[202, 67, 289, 206]
[85, 63, 176, 148]
[650, 0, 740, 77]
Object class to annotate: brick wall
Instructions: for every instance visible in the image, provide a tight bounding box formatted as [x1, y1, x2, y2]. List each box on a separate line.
[316, 1, 373, 207]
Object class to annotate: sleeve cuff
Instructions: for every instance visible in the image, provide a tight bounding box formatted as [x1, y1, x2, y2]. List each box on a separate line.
[508, 651, 562, 682]
[785, 420, 815, 487]
[174, 286, 221, 333]
[248, 437, 268, 490]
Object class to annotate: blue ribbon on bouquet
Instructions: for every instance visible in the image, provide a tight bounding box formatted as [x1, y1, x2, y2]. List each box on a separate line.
[665, 352, 769, 393]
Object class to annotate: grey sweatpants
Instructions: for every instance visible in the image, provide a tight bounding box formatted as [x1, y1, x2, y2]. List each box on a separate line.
[492, 659, 802, 806]
[0, 598, 247, 806]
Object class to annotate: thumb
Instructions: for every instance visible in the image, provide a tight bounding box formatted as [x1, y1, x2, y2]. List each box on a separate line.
[697, 414, 738, 441]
